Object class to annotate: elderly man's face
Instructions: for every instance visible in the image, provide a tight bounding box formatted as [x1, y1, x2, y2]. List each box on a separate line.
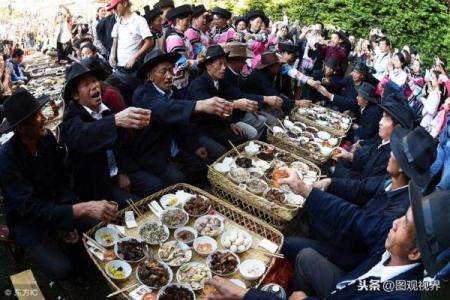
[148, 61, 174, 92]
[385, 207, 421, 262]
[72, 74, 102, 111]
[206, 57, 227, 81]
[356, 94, 369, 108]
[351, 70, 365, 83]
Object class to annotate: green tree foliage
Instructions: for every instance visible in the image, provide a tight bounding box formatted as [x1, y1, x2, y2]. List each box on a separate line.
[231, 0, 450, 66]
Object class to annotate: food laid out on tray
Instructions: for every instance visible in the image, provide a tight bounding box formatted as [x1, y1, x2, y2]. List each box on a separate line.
[291, 104, 352, 136]
[82, 184, 284, 300]
[208, 141, 322, 228]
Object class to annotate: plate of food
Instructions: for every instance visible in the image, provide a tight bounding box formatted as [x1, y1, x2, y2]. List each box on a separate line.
[182, 196, 211, 217]
[136, 259, 173, 289]
[159, 194, 180, 208]
[244, 142, 260, 156]
[194, 215, 224, 237]
[157, 283, 195, 300]
[221, 230, 253, 253]
[94, 227, 119, 248]
[264, 188, 287, 205]
[105, 260, 132, 281]
[239, 259, 266, 280]
[207, 250, 240, 277]
[158, 241, 192, 267]
[246, 178, 268, 195]
[160, 207, 189, 229]
[193, 236, 217, 256]
[139, 221, 170, 245]
[176, 262, 212, 290]
[174, 226, 198, 245]
[290, 161, 310, 175]
[228, 168, 251, 184]
[235, 156, 253, 168]
[114, 237, 149, 263]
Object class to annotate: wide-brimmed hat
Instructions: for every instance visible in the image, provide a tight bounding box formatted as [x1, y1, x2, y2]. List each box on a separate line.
[0, 88, 50, 134]
[211, 7, 231, 19]
[143, 5, 162, 23]
[256, 52, 286, 70]
[357, 82, 378, 103]
[107, 0, 125, 11]
[137, 49, 181, 79]
[353, 61, 368, 77]
[233, 16, 247, 28]
[378, 94, 415, 129]
[245, 10, 266, 23]
[323, 58, 338, 70]
[155, 0, 174, 9]
[224, 42, 254, 59]
[166, 4, 193, 21]
[199, 45, 229, 68]
[278, 42, 300, 55]
[409, 182, 450, 277]
[191, 4, 206, 18]
[390, 126, 436, 186]
[63, 63, 104, 101]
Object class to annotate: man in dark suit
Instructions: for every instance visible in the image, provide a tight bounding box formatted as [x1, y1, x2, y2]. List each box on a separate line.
[61, 63, 157, 208]
[333, 94, 415, 180]
[350, 82, 382, 142]
[96, 12, 116, 59]
[0, 89, 119, 294]
[206, 158, 448, 300]
[131, 49, 233, 185]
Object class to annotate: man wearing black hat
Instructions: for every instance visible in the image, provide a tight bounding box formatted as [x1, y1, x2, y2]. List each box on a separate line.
[315, 61, 368, 115]
[0, 88, 119, 293]
[349, 82, 382, 142]
[282, 126, 436, 272]
[303, 58, 342, 102]
[209, 182, 447, 300]
[164, 4, 195, 94]
[131, 49, 233, 185]
[277, 42, 302, 99]
[210, 7, 236, 44]
[188, 45, 265, 148]
[143, 5, 164, 51]
[61, 63, 158, 208]
[333, 93, 416, 180]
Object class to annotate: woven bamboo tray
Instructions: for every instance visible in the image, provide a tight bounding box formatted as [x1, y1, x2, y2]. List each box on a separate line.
[83, 184, 284, 300]
[290, 104, 352, 137]
[207, 141, 321, 230]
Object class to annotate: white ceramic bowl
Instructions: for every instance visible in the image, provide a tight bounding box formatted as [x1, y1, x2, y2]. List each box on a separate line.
[136, 260, 173, 289]
[159, 193, 180, 208]
[174, 226, 198, 245]
[94, 227, 119, 248]
[194, 215, 224, 237]
[317, 131, 331, 140]
[239, 259, 266, 280]
[176, 262, 212, 291]
[157, 240, 192, 267]
[157, 283, 196, 300]
[114, 237, 148, 263]
[160, 207, 189, 229]
[253, 160, 271, 171]
[207, 250, 240, 277]
[105, 260, 132, 281]
[138, 221, 170, 245]
[214, 163, 231, 173]
[193, 236, 217, 256]
[328, 137, 338, 147]
[320, 146, 333, 157]
[220, 229, 253, 253]
[244, 142, 260, 156]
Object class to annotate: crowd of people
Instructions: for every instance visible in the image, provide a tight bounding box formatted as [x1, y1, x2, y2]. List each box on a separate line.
[0, 0, 450, 299]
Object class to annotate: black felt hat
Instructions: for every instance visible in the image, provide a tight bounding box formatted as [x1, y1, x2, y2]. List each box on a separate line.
[155, 0, 174, 9]
[378, 94, 415, 129]
[63, 63, 104, 101]
[143, 5, 162, 23]
[0, 88, 50, 134]
[356, 82, 378, 103]
[245, 10, 266, 23]
[199, 45, 229, 68]
[166, 4, 193, 21]
[211, 7, 232, 19]
[137, 49, 181, 79]
[278, 42, 300, 55]
[192, 4, 207, 18]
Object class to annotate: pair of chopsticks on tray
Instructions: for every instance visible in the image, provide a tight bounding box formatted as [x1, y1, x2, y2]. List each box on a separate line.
[82, 233, 107, 253]
[251, 246, 284, 259]
[126, 199, 144, 218]
[106, 282, 140, 298]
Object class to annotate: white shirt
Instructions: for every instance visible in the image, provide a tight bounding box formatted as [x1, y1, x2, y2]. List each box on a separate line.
[372, 52, 391, 81]
[111, 13, 152, 67]
[336, 251, 421, 290]
[82, 103, 109, 120]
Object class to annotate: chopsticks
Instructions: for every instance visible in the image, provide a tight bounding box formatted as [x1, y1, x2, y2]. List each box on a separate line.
[252, 247, 285, 259]
[264, 123, 273, 132]
[148, 201, 163, 218]
[277, 119, 288, 131]
[83, 233, 107, 253]
[106, 282, 140, 298]
[126, 199, 144, 218]
[228, 140, 241, 156]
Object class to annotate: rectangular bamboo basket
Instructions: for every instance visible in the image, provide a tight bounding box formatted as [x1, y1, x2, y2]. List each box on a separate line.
[82, 183, 284, 300]
[207, 141, 321, 231]
[290, 104, 352, 137]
